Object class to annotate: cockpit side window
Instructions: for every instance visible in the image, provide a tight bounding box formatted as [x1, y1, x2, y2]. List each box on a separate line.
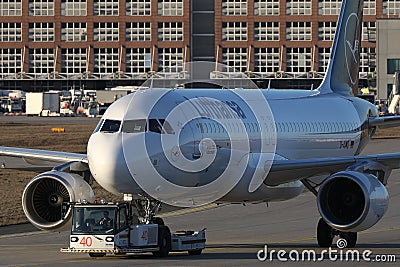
[149, 119, 175, 134]
[93, 119, 104, 134]
[158, 119, 175, 134]
[100, 119, 121, 133]
[122, 119, 147, 133]
[149, 119, 163, 134]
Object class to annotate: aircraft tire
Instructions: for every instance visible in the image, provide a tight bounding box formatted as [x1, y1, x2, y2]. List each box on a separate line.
[153, 225, 171, 257]
[317, 218, 334, 247]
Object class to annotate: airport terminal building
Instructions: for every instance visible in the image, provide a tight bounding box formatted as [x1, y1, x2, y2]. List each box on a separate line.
[0, 0, 397, 97]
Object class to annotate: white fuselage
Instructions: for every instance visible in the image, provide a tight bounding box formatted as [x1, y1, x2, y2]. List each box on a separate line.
[87, 89, 377, 207]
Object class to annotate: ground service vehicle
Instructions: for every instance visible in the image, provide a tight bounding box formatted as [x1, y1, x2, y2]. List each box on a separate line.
[61, 201, 206, 258]
[26, 92, 60, 116]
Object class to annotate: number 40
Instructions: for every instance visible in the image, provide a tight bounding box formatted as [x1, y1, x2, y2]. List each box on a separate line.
[79, 237, 93, 247]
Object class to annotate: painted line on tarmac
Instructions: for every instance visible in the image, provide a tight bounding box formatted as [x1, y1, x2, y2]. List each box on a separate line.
[0, 231, 47, 239]
[361, 226, 400, 235]
[160, 203, 226, 218]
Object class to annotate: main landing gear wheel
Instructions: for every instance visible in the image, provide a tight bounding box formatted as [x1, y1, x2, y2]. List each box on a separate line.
[317, 218, 334, 247]
[153, 225, 171, 257]
[339, 232, 357, 248]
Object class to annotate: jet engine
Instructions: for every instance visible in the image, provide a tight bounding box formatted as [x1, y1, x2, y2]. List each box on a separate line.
[317, 171, 388, 232]
[22, 170, 94, 231]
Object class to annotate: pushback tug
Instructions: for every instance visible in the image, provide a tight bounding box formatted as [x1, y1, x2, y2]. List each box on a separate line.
[60, 198, 206, 258]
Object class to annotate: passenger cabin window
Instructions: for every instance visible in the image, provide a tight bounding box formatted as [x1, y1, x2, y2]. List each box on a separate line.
[100, 119, 121, 133]
[122, 119, 147, 133]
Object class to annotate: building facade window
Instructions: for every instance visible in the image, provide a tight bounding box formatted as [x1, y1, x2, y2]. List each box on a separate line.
[29, 22, 54, 42]
[28, 48, 54, 74]
[286, 22, 311, 41]
[387, 84, 393, 97]
[126, 0, 151, 16]
[364, 0, 376, 15]
[94, 48, 119, 73]
[61, 23, 87, 42]
[126, 22, 151, 41]
[318, 47, 331, 72]
[61, 0, 87, 16]
[158, 22, 183, 41]
[286, 47, 312, 73]
[158, 47, 184, 72]
[0, 0, 22, 16]
[126, 48, 151, 73]
[222, 0, 247, 16]
[158, 0, 183, 16]
[362, 21, 376, 41]
[222, 22, 247, 41]
[286, 0, 311, 15]
[0, 48, 22, 74]
[318, 0, 341, 15]
[254, 22, 279, 41]
[387, 59, 400, 74]
[383, 0, 400, 15]
[94, 22, 119, 41]
[360, 47, 376, 77]
[222, 47, 247, 72]
[318, 22, 336, 41]
[61, 48, 87, 74]
[254, 47, 280, 73]
[0, 23, 21, 42]
[28, 0, 54, 16]
[93, 0, 118, 16]
[254, 0, 279, 15]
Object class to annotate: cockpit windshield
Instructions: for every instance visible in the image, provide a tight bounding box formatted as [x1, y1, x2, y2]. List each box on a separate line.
[122, 119, 174, 134]
[93, 119, 104, 134]
[122, 119, 147, 133]
[100, 119, 121, 133]
[72, 207, 115, 235]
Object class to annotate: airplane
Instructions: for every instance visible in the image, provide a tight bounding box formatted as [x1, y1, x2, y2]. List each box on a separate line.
[1, 0, 400, 248]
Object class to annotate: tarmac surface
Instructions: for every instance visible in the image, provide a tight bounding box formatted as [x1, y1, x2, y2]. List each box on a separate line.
[0, 121, 400, 266]
[0, 115, 100, 125]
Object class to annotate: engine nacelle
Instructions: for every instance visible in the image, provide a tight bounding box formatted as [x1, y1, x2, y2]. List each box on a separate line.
[317, 171, 388, 232]
[22, 170, 94, 231]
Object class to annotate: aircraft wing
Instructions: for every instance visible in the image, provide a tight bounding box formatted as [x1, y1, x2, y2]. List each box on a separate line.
[266, 152, 400, 186]
[0, 146, 87, 172]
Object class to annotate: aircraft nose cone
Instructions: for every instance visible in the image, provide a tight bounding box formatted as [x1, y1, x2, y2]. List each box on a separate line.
[87, 133, 139, 195]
